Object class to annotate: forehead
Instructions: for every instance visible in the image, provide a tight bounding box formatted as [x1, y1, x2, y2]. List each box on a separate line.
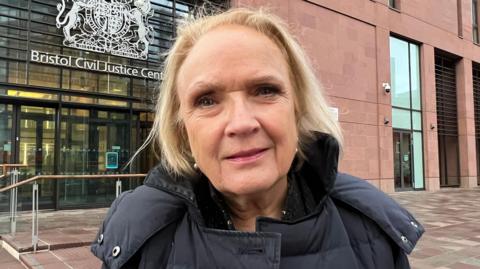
[176, 25, 291, 93]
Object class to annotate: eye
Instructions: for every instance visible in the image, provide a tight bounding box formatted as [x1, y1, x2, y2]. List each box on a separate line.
[195, 95, 216, 107]
[255, 85, 281, 97]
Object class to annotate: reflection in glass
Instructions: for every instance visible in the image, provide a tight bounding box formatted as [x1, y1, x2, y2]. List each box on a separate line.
[0, 104, 13, 165]
[390, 37, 410, 108]
[410, 44, 421, 110]
[28, 64, 61, 88]
[412, 111, 422, 131]
[412, 132, 424, 189]
[393, 131, 412, 189]
[59, 108, 133, 207]
[69, 70, 98, 92]
[2, 60, 27, 84]
[392, 108, 411, 130]
[18, 106, 55, 209]
[390, 37, 424, 190]
[98, 74, 129, 96]
[3, 90, 58, 100]
[0, 105, 13, 212]
[61, 95, 94, 104]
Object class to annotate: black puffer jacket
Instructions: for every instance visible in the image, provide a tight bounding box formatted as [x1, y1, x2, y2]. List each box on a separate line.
[91, 134, 424, 269]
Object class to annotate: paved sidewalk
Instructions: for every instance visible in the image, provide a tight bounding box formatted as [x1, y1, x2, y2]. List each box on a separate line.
[392, 188, 480, 269]
[0, 187, 478, 268]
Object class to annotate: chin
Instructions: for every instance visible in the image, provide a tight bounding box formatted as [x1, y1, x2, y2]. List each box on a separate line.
[221, 171, 284, 197]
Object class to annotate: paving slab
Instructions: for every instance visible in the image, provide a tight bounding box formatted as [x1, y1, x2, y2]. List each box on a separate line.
[391, 187, 480, 269]
[0, 246, 26, 269]
[20, 246, 101, 269]
[0, 187, 479, 269]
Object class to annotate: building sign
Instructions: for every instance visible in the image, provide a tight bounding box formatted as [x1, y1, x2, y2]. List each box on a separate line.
[31, 50, 161, 80]
[56, 0, 154, 60]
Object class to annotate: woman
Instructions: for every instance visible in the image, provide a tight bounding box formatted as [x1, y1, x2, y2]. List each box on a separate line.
[92, 8, 423, 269]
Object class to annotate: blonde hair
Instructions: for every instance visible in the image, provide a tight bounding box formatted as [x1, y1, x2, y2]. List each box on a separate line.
[136, 7, 343, 176]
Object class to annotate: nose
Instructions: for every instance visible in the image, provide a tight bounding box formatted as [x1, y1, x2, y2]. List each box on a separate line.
[224, 97, 260, 138]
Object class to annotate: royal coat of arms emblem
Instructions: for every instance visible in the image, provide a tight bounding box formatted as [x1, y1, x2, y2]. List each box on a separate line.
[56, 0, 154, 60]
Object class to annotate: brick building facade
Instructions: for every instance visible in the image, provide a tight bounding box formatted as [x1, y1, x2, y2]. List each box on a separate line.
[232, 0, 480, 192]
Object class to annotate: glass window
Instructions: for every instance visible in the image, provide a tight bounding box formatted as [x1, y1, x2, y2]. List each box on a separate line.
[62, 95, 94, 104]
[98, 74, 130, 96]
[0, 6, 27, 18]
[1, 89, 58, 100]
[29, 32, 62, 45]
[390, 37, 410, 108]
[30, 42, 61, 54]
[389, 0, 397, 8]
[0, 0, 28, 8]
[412, 132, 424, 189]
[30, 2, 59, 14]
[0, 27, 27, 41]
[97, 99, 128, 107]
[30, 12, 56, 25]
[412, 111, 422, 131]
[410, 44, 421, 110]
[0, 37, 27, 60]
[4, 60, 27, 84]
[30, 22, 59, 34]
[0, 104, 13, 165]
[133, 78, 148, 98]
[28, 64, 60, 88]
[69, 70, 98, 92]
[0, 60, 6, 82]
[392, 108, 411, 130]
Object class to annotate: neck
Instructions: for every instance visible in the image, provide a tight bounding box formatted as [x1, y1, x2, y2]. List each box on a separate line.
[223, 176, 288, 232]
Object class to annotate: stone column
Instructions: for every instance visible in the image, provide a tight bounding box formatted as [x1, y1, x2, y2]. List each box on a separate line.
[456, 58, 478, 188]
[421, 45, 440, 191]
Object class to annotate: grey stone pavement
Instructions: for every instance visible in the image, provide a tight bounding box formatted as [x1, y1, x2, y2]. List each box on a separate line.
[0, 187, 478, 268]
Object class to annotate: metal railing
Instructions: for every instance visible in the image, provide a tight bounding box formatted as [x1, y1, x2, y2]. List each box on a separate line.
[0, 165, 147, 252]
[0, 164, 28, 237]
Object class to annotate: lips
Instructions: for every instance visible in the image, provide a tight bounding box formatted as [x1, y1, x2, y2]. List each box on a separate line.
[225, 148, 268, 162]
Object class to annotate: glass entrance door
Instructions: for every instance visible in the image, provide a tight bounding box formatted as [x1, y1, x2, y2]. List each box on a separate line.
[0, 104, 56, 210]
[59, 108, 131, 208]
[0, 104, 13, 211]
[0, 104, 13, 165]
[393, 131, 413, 190]
[17, 106, 56, 209]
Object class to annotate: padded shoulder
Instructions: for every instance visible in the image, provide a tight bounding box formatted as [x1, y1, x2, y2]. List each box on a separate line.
[330, 173, 424, 254]
[91, 185, 186, 269]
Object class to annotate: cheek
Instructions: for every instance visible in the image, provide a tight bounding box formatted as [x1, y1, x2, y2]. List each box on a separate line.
[184, 119, 221, 164]
[261, 103, 297, 157]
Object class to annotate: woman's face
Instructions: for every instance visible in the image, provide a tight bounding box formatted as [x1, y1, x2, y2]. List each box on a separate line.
[177, 25, 298, 197]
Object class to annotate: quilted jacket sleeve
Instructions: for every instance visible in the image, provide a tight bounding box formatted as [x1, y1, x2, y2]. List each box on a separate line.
[91, 185, 186, 269]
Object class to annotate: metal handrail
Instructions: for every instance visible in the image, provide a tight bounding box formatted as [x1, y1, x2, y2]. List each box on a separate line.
[1, 171, 147, 252]
[0, 173, 147, 193]
[0, 164, 27, 180]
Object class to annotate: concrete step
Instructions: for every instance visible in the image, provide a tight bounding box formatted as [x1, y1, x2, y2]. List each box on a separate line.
[0, 245, 26, 269]
[0, 208, 104, 269]
[20, 246, 101, 269]
[0, 227, 98, 253]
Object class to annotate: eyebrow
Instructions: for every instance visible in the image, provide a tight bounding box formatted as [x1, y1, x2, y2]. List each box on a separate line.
[188, 74, 285, 92]
[244, 75, 285, 87]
